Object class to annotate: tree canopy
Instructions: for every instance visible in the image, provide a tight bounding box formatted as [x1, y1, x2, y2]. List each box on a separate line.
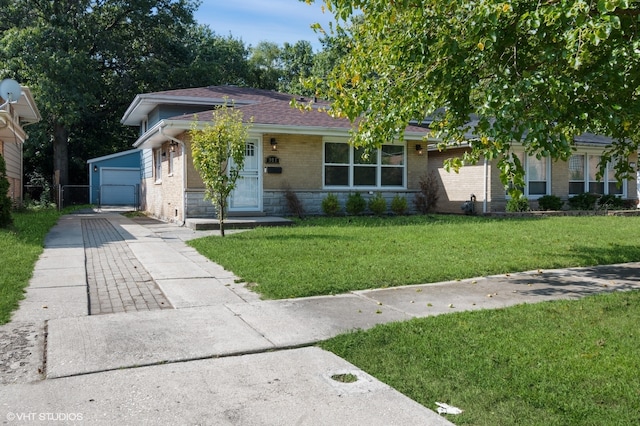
[0, 0, 254, 191]
[307, 0, 640, 192]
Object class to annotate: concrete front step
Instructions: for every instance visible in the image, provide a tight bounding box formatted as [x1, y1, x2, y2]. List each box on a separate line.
[185, 216, 294, 230]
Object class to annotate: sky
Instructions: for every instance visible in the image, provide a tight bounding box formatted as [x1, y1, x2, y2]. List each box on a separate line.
[193, 0, 334, 51]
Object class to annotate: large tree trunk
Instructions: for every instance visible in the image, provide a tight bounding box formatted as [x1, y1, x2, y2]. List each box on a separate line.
[52, 121, 69, 206]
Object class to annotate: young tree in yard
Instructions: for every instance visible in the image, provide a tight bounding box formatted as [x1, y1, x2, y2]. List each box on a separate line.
[305, 0, 640, 194]
[190, 105, 251, 237]
[0, 154, 12, 227]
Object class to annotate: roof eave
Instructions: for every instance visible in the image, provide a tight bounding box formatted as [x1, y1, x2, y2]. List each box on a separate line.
[121, 94, 256, 126]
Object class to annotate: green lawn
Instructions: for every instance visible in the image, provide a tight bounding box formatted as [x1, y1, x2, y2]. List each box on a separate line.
[320, 290, 640, 425]
[3, 211, 639, 423]
[188, 215, 640, 299]
[0, 208, 62, 324]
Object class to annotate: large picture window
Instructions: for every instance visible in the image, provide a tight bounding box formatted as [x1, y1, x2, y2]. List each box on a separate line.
[324, 142, 406, 188]
[569, 154, 625, 196]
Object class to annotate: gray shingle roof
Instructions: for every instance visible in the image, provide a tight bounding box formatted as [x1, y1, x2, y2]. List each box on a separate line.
[166, 87, 430, 136]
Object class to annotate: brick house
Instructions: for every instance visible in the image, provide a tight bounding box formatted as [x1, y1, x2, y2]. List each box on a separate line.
[121, 86, 637, 222]
[430, 133, 638, 214]
[121, 86, 431, 223]
[0, 84, 41, 206]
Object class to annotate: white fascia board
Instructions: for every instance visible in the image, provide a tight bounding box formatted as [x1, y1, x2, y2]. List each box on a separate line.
[18, 87, 41, 123]
[87, 149, 140, 164]
[0, 120, 27, 143]
[121, 94, 256, 125]
[132, 120, 190, 149]
[133, 121, 431, 145]
[250, 124, 430, 141]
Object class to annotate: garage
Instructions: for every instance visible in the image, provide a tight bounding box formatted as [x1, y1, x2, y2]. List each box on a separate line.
[88, 150, 142, 206]
[100, 168, 140, 205]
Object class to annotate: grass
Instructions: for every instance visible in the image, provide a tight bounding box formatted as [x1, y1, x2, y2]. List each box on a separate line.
[0, 208, 63, 324]
[320, 290, 640, 425]
[188, 215, 640, 299]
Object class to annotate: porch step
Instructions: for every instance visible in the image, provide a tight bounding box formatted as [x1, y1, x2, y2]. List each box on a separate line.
[185, 216, 294, 230]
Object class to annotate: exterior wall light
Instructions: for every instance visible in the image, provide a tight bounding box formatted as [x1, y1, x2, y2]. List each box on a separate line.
[169, 141, 179, 152]
[93, 165, 98, 172]
[271, 138, 278, 151]
[415, 144, 423, 155]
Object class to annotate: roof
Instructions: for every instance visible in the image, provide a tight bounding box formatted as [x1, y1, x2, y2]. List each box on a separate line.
[125, 86, 431, 149]
[0, 86, 41, 143]
[87, 149, 141, 164]
[121, 86, 300, 126]
[177, 99, 430, 135]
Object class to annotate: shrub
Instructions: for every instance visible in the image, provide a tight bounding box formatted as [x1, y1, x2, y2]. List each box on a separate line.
[506, 196, 530, 212]
[568, 193, 600, 210]
[24, 171, 53, 208]
[368, 193, 387, 216]
[283, 185, 305, 218]
[414, 171, 440, 214]
[321, 193, 340, 216]
[537, 195, 564, 211]
[0, 154, 12, 227]
[598, 194, 625, 209]
[391, 195, 408, 216]
[346, 192, 366, 215]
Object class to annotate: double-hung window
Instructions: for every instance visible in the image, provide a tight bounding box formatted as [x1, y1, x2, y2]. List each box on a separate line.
[526, 156, 548, 196]
[324, 142, 406, 188]
[569, 154, 585, 194]
[508, 152, 550, 198]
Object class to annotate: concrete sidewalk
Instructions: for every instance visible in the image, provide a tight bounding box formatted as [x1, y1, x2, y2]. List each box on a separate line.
[2, 211, 639, 425]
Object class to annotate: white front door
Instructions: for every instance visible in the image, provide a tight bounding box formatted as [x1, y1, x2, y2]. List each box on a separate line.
[229, 139, 261, 212]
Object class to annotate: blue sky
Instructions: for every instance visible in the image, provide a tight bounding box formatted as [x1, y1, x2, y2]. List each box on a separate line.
[194, 0, 333, 51]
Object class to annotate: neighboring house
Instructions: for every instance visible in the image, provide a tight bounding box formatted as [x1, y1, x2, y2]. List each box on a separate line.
[429, 133, 638, 214]
[121, 85, 637, 222]
[87, 149, 142, 206]
[121, 86, 431, 223]
[0, 85, 41, 206]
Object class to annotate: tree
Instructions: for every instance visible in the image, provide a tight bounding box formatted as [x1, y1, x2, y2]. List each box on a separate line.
[0, 154, 12, 227]
[249, 41, 284, 90]
[280, 41, 316, 94]
[0, 1, 254, 197]
[248, 40, 317, 95]
[307, 0, 640, 193]
[190, 103, 251, 237]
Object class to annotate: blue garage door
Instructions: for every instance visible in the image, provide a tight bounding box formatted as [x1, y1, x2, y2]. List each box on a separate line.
[101, 168, 140, 205]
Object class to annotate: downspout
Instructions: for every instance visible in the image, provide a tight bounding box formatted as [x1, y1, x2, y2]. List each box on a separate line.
[160, 125, 187, 225]
[483, 157, 488, 214]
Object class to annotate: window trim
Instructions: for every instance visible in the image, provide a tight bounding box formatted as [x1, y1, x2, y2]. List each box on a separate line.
[569, 153, 627, 197]
[524, 155, 550, 198]
[154, 148, 162, 183]
[322, 140, 407, 189]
